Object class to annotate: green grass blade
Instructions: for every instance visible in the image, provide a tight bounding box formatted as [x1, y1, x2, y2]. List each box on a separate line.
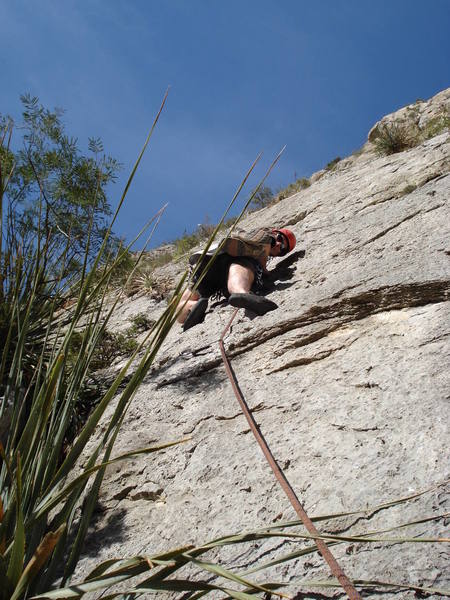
[6, 455, 24, 587]
[17, 354, 65, 471]
[180, 555, 288, 598]
[10, 525, 65, 600]
[287, 578, 450, 597]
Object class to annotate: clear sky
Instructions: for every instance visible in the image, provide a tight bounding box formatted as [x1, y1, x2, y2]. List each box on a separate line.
[1, 0, 449, 247]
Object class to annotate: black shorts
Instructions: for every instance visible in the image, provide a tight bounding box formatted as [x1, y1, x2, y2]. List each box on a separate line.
[190, 254, 263, 299]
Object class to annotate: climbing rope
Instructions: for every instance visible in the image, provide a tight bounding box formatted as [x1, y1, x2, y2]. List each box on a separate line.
[219, 308, 361, 600]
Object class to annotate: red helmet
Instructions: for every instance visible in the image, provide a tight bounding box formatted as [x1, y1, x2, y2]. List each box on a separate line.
[273, 228, 296, 253]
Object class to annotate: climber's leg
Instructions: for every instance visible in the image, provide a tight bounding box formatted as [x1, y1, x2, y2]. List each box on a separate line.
[177, 288, 200, 324]
[227, 262, 254, 294]
[227, 262, 277, 316]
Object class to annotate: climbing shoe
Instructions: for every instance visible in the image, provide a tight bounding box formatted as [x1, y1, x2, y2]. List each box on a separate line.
[183, 297, 208, 331]
[228, 293, 278, 316]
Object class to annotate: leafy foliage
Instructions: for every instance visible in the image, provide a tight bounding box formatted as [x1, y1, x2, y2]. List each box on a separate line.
[129, 312, 155, 332]
[173, 229, 203, 258]
[400, 183, 417, 197]
[67, 328, 138, 374]
[0, 95, 120, 277]
[172, 217, 217, 259]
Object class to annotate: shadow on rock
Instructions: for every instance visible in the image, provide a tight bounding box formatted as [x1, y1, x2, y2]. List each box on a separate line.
[263, 249, 305, 292]
[82, 505, 128, 557]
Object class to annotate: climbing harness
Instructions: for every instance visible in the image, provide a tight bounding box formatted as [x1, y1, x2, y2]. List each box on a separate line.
[219, 308, 361, 600]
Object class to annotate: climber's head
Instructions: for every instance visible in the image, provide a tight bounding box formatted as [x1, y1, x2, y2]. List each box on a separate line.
[270, 228, 296, 257]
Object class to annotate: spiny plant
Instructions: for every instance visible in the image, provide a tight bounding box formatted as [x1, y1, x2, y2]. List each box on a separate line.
[0, 91, 191, 600]
[0, 93, 288, 599]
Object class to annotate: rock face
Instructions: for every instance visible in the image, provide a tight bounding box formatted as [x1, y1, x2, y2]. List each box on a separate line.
[78, 91, 450, 597]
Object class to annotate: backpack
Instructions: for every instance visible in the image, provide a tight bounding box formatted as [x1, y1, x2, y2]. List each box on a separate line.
[189, 228, 273, 266]
[221, 227, 273, 259]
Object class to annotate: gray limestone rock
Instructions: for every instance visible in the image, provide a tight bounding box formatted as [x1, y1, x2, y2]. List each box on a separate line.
[76, 90, 450, 598]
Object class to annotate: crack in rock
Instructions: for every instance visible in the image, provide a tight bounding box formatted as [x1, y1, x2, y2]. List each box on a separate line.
[182, 414, 216, 434]
[215, 402, 272, 420]
[112, 485, 136, 501]
[418, 331, 450, 346]
[184, 403, 275, 434]
[130, 486, 164, 502]
[268, 341, 354, 374]
[355, 169, 449, 214]
[228, 280, 450, 357]
[346, 203, 444, 255]
[154, 280, 449, 388]
[331, 424, 381, 432]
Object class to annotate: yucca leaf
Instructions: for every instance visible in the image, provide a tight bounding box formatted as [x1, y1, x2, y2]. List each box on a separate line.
[10, 525, 65, 600]
[32, 547, 194, 598]
[179, 555, 288, 598]
[6, 455, 24, 587]
[34, 579, 262, 600]
[18, 355, 65, 473]
[131, 580, 262, 600]
[285, 578, 450, 597]
[0, 553, 13, 600]
[68, 89, 169, 327]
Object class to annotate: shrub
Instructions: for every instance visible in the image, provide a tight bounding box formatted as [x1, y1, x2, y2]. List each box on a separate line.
[91, 330, 138, 370]
[102, 247, 137, 285]
[146, 249, 173, 269]
[130, 312, 155, 332]
[172, 216, 218, 259]
[173, 230, 202, 258]
[400, 184, 417, 196]
[373, 123, 418, 156]
[275, 177, 310, 203]
[325, 156, 341, 170]
[64, 327, 140, 442]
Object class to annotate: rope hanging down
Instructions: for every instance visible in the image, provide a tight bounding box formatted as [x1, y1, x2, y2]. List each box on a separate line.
[219, 308, 361, 600]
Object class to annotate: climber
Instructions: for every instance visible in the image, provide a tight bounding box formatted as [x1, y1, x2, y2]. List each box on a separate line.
[177, 227, 296, 331]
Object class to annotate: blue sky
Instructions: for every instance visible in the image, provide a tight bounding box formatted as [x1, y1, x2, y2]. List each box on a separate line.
[1, 0, 449, 247]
